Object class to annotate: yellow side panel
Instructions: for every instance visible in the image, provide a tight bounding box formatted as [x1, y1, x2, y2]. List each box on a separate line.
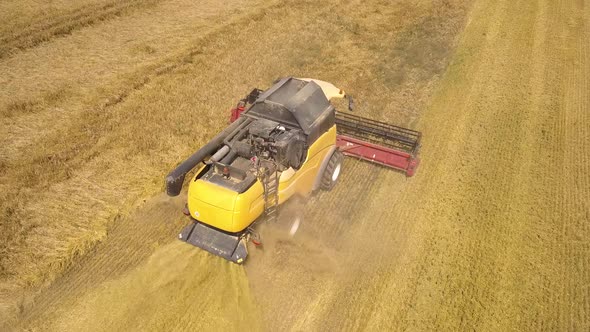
[233, 181, 264, 232]
[189, 179, 237, 210]
[187, 178, 238, 231]
[277, 125, 337, 201]
[188, 196, 235, 231]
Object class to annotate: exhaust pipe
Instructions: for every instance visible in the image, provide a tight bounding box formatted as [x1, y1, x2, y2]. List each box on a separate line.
[165, 117, 246, 196]
[210, 145, 230, 163]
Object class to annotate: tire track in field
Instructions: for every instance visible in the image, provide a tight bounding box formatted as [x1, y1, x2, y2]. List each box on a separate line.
[306, 159, 385, 247]
[582, 11, 590, 327]
[548, 0, 573, 328]
[0, 0, 161, 58]
[555, 1, 574, 328]
[555, 0, 590, 328]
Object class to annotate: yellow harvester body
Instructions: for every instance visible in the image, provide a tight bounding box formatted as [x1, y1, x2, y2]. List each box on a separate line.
[187, 125, 337, 233]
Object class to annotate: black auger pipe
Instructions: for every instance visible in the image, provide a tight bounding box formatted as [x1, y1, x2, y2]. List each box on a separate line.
[165, 116, 247, 196]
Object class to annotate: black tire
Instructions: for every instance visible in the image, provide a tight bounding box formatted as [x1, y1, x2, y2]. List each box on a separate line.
[320, 150, 343, 191]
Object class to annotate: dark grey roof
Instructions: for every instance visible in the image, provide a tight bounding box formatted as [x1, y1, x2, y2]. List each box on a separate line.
[246, 77, 333, 135]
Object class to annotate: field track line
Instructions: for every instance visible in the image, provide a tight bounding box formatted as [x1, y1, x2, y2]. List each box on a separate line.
[557, 0, 590, 328]
[0, 0, 160, 58]
[17, 197, 184, 323]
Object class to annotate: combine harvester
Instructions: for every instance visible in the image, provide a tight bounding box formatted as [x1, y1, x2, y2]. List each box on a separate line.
[165, 77, 421, 263]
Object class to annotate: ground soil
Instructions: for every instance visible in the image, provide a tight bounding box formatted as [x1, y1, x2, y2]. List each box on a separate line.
[1, 0, 589, 330]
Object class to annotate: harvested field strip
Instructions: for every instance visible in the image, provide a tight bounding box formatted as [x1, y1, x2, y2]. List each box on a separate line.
[18, 198, 259, 331]
[0, 0, 160, 58]
[555, 0, 590, 328]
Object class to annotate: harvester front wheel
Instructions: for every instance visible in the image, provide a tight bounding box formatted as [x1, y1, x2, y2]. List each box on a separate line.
[320, 150, 343, 191]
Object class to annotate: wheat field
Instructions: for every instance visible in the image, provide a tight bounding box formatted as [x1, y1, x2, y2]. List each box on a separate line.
[1, 0, 589, 330]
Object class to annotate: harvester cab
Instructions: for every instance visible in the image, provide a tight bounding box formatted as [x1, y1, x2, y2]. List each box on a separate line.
[165, 77, 421, 264]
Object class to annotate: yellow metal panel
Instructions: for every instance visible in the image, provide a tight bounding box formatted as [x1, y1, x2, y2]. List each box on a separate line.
[187, 177, 238, 231]
[233, 181, 264, 232]
[188, 179, 237, 211]
[277, 125, 336, 199]
[187, 195, 235, 231]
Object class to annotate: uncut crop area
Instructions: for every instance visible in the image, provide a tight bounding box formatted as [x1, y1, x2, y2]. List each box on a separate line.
[0, 0, 589, 331]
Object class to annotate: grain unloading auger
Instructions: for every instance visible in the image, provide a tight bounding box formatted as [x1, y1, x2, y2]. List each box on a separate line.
[165, 77, 421, 264]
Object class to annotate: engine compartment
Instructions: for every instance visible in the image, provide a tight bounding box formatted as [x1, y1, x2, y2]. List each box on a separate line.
[198, 116, 308, 193]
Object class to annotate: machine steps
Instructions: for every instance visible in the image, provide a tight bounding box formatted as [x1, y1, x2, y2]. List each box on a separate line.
[258, 160, 279, 221]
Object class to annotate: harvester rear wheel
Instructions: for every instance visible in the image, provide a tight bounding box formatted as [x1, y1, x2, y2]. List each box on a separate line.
[320, 150, 343, 191]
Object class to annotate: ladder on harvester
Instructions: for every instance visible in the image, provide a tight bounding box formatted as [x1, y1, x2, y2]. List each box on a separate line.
[258, 160, 279, 222]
